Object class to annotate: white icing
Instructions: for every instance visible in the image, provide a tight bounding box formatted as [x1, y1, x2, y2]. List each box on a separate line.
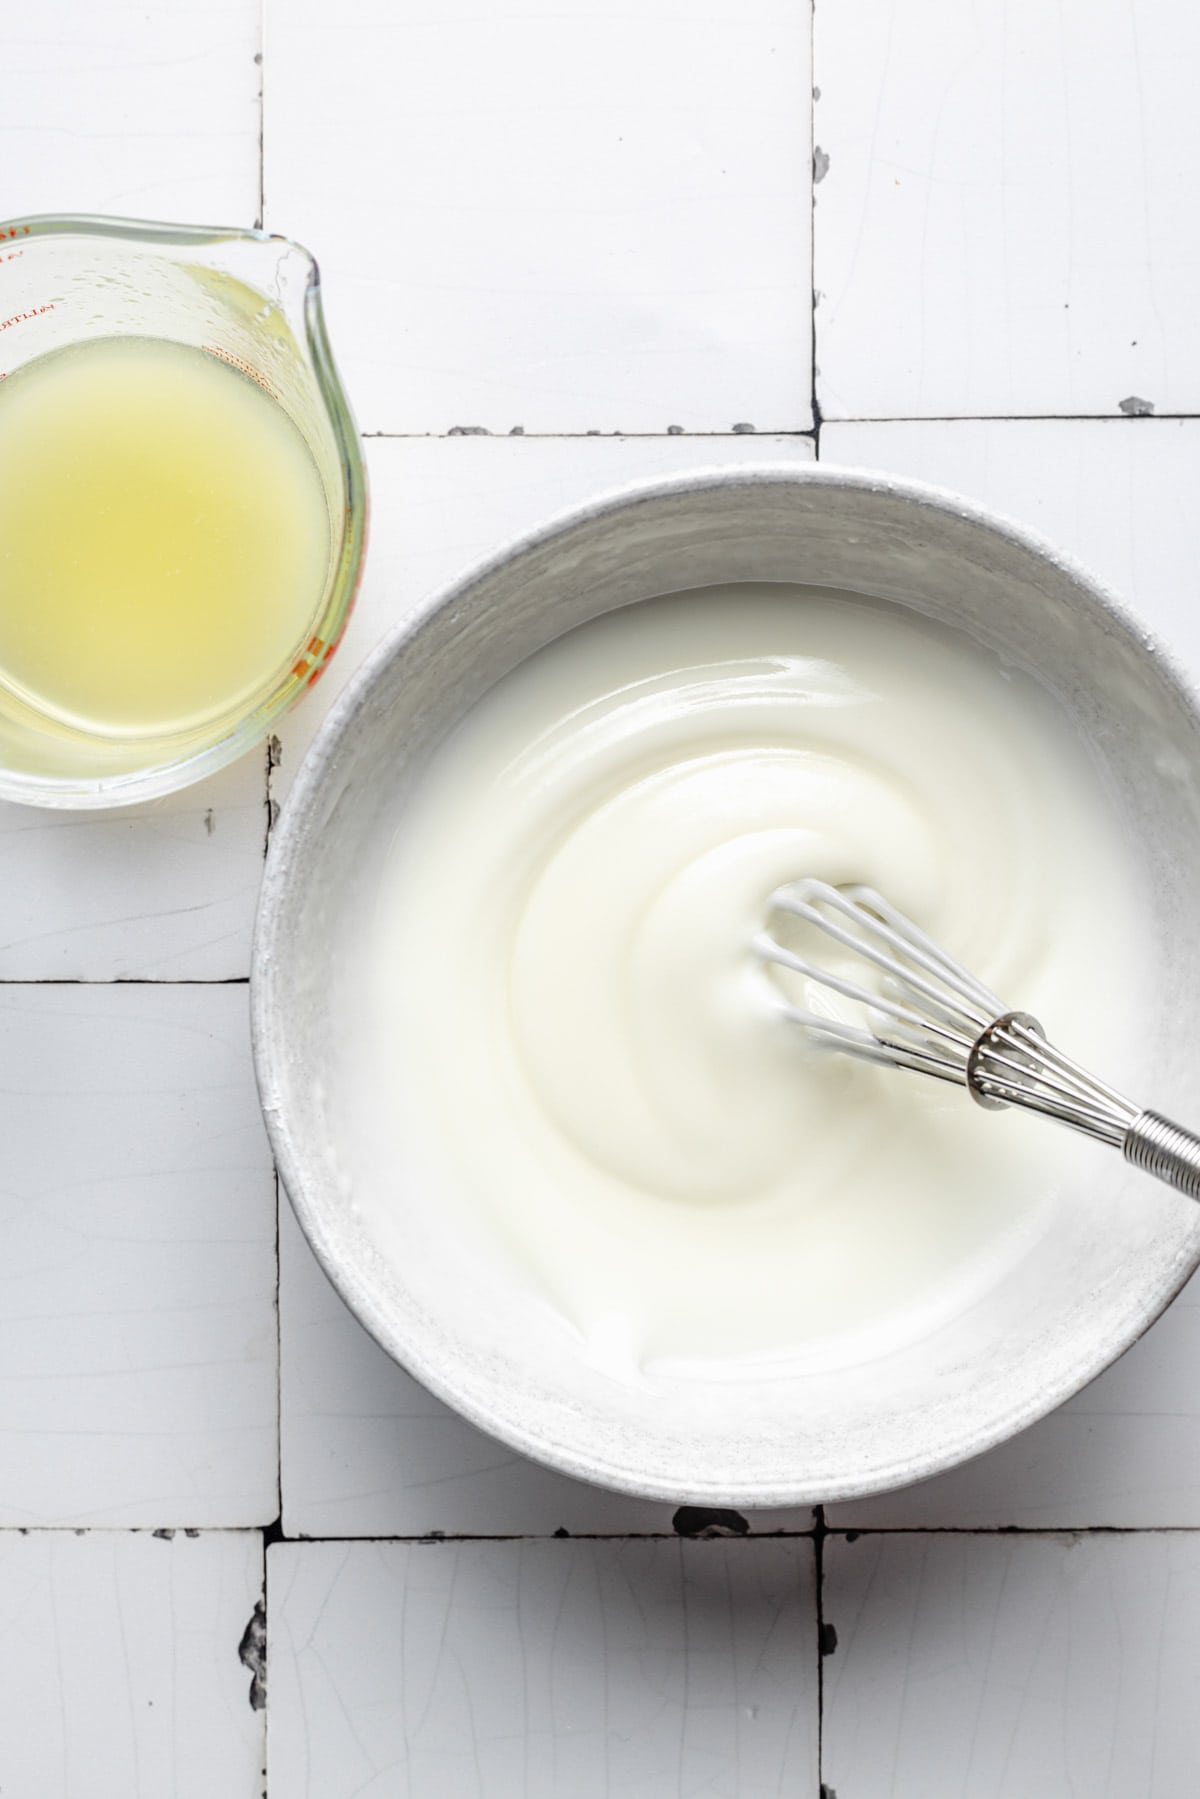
[351, 585, 1144, 1377]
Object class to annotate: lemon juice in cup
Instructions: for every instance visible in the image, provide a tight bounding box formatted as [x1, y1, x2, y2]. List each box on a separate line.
[0, 216, 364, 804]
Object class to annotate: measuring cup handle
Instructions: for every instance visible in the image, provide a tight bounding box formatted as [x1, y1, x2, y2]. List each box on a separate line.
[1124, 1111, 1200, 1201]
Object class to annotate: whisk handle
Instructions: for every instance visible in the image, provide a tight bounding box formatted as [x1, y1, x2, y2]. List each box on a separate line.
[1124, 1111, 1200, 1201]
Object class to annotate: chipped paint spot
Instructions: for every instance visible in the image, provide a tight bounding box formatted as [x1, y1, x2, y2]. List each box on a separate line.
[731, 422, 756, 434]
[1119, 395, 1155, 416]
[152, 1528, 175, 1541]
[238, 1598, 267, 1711]
[203, 809, 215, 837]
[508, 425, 525, 435]
[448, 424, 490, 435]
[667, 424, 684, 435]
[672, 1504, 750, 1538]
[820, 1621, 838, 1654]
[814, 146, 830, 184]
[267, 734, 283, 769]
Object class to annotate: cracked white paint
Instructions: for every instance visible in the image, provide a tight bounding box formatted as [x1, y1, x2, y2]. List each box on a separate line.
[0, 1530, 262, 1799]
[0, 757, 266, 980]
[0, 986, 277, 1526]
[263, 0, 813, 433]
[814, 0, 1200, 418]
[1, 0, 258, 222]
[823, 1533, 1200, 1796]
[268, 1538, 818, 1797]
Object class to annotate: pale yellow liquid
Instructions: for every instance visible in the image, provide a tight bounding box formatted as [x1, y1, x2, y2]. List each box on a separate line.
[0, 335, 331, 741]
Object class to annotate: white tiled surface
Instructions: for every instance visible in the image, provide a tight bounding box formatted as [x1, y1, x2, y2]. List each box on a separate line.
[5, 0, 260, 223]
[0, 1530, 263, 1799]
[814, 0, 1200, 421]
[0, 984, 277, 1526]
[268, 1538, 817, 1797]
[264, 0, 813, 433]
[828, 1271, 1200, 1530]
[824, 418, 1200, 676]
[7, 0, 1200, 1791]
[0, 756, 265, 980]
[823, 1533, 1200, 1797]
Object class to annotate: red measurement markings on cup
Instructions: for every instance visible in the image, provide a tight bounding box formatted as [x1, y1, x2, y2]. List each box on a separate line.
[201, 342, 280, 400]
[0, 300, 55, 344]
[0, 237, 43, 377]
[291, 634, 332, 684]
[0, 227, 32, 266]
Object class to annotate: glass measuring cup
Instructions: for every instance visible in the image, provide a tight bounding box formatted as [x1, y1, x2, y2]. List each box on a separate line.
[0, 214, 366, 806]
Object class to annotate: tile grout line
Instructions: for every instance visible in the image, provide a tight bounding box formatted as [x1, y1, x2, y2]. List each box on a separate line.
[272, 1528, 822, 1545]
[257, 2, 275, 1749]
[355, 416, 1188, 438]
[0, 1527, 262, 1538]
[813, 1523, 1200, 1537]
[810, 0, 821, 458]
[360, 427, 819, 441]
[814, 1506, 830, 1797]
[810, 20, 828, 1787]
[255, 0, 265, 233]
[0, 977, 250, 986]
[263, 1526, 1200, 1545]
[0, 1523, 1195, 1540]
[271, 1161, 283, 1538]
[815, 413, 1186, 425]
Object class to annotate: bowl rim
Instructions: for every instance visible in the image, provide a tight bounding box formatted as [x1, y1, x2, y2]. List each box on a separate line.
[252, 460, 1200, 1505]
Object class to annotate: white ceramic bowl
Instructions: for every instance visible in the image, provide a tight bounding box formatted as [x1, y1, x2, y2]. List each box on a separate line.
[251, 466, 1200, 1506]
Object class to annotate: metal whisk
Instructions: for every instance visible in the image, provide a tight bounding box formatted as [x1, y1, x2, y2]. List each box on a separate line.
[755, 878, 1200, 1201]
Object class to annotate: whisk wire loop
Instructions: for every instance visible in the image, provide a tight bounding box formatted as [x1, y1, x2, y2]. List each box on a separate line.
[769, 882, 1001, 1032]
[756, 877, 1200, 1196]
